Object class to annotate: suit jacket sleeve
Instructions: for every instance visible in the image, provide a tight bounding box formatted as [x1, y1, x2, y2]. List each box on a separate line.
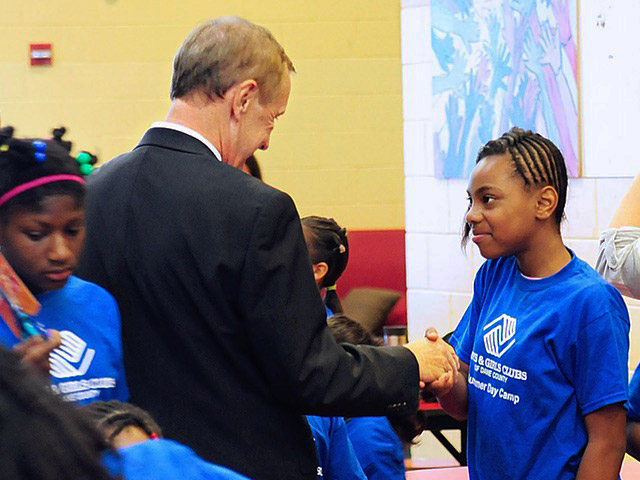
[238, 189, 419, 417]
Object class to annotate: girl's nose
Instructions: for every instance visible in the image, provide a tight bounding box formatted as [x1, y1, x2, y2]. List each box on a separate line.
[465, 203, 481, 224]
[49, 234, 72, 262]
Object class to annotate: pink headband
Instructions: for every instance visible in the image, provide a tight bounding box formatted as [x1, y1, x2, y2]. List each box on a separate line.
[0, 175, 86, 208]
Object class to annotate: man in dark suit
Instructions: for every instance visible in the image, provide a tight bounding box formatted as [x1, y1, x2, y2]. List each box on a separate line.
[77, 16, 458, 480]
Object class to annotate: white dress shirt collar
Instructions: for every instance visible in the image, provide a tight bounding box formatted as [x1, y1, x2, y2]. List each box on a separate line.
[151, 121, 221, 162]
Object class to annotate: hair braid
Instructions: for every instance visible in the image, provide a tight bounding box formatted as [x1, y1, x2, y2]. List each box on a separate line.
[82, 400, 163, 443]
[462, 127, 569, 246]
[522, 136, 555, 187]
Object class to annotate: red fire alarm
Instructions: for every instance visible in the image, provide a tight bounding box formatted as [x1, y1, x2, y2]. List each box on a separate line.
[30, 43, 53, 66]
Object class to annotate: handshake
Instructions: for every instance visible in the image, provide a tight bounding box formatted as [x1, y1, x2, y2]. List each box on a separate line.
[403, 328, 459, 397]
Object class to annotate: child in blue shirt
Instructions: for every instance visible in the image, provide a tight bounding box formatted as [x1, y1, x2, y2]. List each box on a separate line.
[432, 128, 629, 480]
[0, 126, 128, 405]
[306, 415, 367, 480]
[328, 315, 423, 480]
[301, 216, 349, 316]
[84, 400, 250, 479]
[302, 217, 365, 478]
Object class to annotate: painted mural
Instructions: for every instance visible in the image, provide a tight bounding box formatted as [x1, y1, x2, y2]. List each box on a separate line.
[432, 0, 579, 178]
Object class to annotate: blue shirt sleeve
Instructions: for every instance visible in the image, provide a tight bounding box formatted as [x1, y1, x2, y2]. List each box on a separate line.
[326, 417, 367, 480]
[307, 416, 366, 480]
[455, 261, 490, 364]
[347, 417, 405, 480]
[628, 365, 640, 421]
[574, 312, 629, 415]
[455, 290, 483, 365]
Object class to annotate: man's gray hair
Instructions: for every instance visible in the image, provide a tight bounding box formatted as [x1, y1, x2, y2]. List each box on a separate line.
[171, 16, 295, 103]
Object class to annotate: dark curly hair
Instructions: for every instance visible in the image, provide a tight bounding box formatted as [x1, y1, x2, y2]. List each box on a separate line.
[0, 126, 96, 218]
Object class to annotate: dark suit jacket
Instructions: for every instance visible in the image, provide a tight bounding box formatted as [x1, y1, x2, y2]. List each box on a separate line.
[77, 128, 419, 480]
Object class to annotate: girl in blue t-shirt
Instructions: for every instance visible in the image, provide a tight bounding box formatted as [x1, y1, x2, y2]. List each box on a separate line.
[432, 128, 629, 480]
[301, 216, 349, 316]
[0, 126, 128, 405]
[301, 216, 364, 479]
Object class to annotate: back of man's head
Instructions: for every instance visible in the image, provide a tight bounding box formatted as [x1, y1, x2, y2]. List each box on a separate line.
[171, 16, 295, 104]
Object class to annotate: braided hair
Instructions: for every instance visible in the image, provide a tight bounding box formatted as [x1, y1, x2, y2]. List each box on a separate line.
[0, 126, 96, 218]
[462, 127, 568, 246]
[327, 315, 424, 443]
[82, 400, 163, 444]
[0, 346, 116, 480]
[301, 216, 349, 314]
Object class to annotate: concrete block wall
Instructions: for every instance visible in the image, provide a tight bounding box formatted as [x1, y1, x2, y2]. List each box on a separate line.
[0, 0, 405, 230]
[401, 0, 640, 371]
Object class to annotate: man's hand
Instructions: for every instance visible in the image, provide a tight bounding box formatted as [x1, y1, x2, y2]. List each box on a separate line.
[403, 328, 459, 386]
[13, 330, 61, 376]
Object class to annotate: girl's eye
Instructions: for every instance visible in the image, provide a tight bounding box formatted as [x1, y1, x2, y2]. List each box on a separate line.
[482, 195, 495, 204]
[25, 231, 44, 241]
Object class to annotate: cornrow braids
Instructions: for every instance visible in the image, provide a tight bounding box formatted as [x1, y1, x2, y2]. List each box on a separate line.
[0, 126, 96, 218]
[82, 400, 163, 444]
[0, 347, 116, 480]
[301, 216, 349, 314]
[462, 127, 568, 246]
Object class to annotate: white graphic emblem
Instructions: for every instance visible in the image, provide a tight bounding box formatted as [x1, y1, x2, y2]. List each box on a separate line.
[49, 331, 96, 379]
[483, 314, 517, 358]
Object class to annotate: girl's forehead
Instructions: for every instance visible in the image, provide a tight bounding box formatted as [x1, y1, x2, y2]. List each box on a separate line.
[468, 154, 520, 189]
[7, 194, 83, 221]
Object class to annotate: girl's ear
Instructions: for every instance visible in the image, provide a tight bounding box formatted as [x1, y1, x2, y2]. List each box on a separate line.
[312, 262, 329, 284]
[535, 185, 559, 221]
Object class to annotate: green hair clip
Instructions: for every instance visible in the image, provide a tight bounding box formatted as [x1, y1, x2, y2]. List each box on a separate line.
[76, 151, 94, 175]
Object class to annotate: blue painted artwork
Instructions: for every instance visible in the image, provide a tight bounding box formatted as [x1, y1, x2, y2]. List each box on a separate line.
[432, 0, 579, 178]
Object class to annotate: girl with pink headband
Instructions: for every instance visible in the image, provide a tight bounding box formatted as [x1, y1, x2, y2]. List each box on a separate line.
[0, 126, 128, 406]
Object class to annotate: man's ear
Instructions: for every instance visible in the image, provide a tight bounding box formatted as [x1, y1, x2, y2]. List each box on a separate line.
[230, 79, 259, 119]
[312, 262, 329, 283]
[535, 185, 559, 221]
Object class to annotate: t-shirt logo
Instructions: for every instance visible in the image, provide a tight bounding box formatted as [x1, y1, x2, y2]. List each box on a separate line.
[483, 314, 517, 358]
[49, 330, 96, 379]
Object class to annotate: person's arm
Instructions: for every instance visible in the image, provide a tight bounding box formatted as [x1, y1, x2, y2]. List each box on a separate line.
[576, 404, 626, 480]
[626, 420, 640, 461]
[430, 361, 469, 421]
[327, 417, 367, 480]
[595, 173, 640, 298]
[237, 190, 457, 417]
[610, 173, 640, 228]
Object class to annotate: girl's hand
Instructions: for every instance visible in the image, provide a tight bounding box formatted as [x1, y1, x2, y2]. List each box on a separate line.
[426, 370, 456, 398]
[14, 330, 62, 376]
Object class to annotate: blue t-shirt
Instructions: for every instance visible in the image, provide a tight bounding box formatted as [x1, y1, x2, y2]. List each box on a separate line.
[307, 415, 366, 480]
[346, 416, 405, 480]
[457, 254, 629, 480]
[104, 439, 249, 479]
[628, 364, 640, 421]
[0, 276, 128, 405]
